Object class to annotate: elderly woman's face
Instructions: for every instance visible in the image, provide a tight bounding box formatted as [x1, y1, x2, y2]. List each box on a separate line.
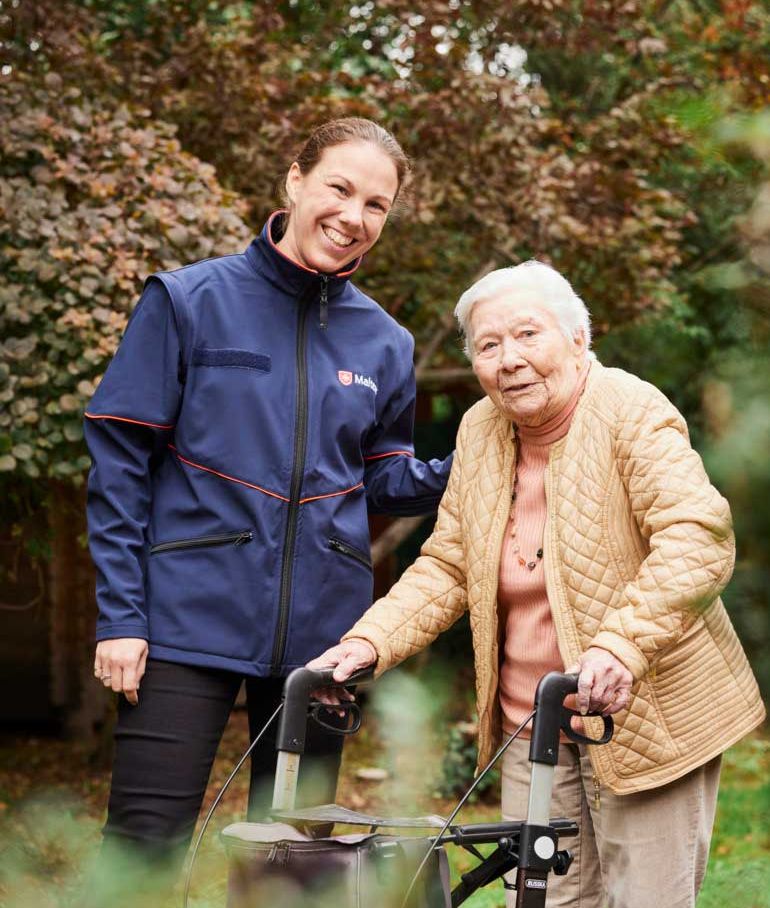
[469, 294, 586, 427]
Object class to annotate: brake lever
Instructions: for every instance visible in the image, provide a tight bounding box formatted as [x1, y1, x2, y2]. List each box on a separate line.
[309, 700, 362, 735]
[560, 707, 613, 746]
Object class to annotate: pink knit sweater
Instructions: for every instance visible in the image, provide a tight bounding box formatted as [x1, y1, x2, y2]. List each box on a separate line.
[498, 366, 590, 735]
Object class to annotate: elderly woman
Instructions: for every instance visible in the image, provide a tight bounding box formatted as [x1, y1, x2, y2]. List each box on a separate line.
[311, 261, 765, 908]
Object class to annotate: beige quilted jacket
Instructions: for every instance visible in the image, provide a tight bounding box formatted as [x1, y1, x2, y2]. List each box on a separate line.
[345, 363, 765, 794]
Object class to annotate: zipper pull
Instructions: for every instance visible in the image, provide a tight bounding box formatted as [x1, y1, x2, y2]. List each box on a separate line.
[593, 775, 601, 811]
[235, 531, 253, 546]
[319, 275, 329, 330]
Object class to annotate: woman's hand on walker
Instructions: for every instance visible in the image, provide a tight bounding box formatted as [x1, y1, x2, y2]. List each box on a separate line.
[568, 646, 633, 717]
[94, 638, 148, 706]
[306, 638, 378, 707]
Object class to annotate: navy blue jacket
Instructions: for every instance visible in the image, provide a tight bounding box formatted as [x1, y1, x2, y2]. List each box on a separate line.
[84, 215, 452, 676]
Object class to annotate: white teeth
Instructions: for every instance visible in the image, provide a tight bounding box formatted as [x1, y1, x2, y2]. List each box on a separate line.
[323, 225, 355, 248]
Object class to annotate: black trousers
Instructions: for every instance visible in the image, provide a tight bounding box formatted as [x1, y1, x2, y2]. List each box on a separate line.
[102, 659, 344, 865]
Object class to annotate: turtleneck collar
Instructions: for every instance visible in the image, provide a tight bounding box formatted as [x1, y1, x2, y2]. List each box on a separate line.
[515, 360, 592, 447]
[244, 211, 363, 297]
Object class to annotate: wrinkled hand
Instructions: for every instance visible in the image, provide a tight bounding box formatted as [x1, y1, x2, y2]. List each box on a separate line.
[567, 647, 633, 717]
[94, 638, 148, 706]
[306, 638, 378, 707]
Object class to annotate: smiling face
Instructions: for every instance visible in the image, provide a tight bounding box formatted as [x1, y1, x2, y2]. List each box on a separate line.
[277, 140, 399, 274]
[469, 293, 586, 426]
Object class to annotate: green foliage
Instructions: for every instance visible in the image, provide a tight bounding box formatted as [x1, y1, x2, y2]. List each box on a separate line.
[1, 709, 768, 908]
[699, 736, 770, 908]
[1, 0, 769, 692]
[2, 0, 767, 483]
[0, 71, 251, 479]
[434, 718, 500, 803]
[695, 109, 770, 695]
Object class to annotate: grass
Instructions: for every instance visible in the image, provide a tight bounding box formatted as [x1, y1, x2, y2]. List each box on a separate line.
[698, 736, 770, 908]
[0, 707, 767, 907]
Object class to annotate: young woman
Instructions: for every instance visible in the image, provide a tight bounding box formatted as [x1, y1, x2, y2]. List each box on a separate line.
[84, 118, 451, 874]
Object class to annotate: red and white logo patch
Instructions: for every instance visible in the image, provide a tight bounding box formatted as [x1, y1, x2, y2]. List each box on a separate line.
[337, 370, 353, 386]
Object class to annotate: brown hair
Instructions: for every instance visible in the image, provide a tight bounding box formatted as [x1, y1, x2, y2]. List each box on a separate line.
[293, 117, 411, 198]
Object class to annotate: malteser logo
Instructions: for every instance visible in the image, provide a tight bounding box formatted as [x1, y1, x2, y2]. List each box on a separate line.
[354, 374, 378, 394]
[338, 371, 378, 394]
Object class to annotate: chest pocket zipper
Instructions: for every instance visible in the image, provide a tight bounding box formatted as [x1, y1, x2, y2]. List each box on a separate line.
[328, 537, 372, 570]
[150, 530, 253, 555]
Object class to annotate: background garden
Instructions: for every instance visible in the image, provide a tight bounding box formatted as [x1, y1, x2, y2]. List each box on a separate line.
[0, 1, 768, 905]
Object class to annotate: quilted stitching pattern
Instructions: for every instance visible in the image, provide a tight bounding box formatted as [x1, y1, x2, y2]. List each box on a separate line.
[345, 364, 765, 793]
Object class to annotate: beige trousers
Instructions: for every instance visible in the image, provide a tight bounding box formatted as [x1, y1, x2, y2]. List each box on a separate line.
[501, 738, 721, 908]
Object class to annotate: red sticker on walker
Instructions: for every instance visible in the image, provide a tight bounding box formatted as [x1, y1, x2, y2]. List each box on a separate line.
[338, 371, 353, 386]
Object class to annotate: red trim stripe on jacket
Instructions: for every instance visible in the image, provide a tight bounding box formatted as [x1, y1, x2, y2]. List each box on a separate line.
[85, 412, 175, 431]
[169, 445, 363, 504]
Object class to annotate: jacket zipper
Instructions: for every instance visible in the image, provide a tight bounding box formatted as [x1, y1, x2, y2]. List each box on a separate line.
[149, 530, 253, 555]
[319, 275, 329, 330]
[271, 286, 313, 674]
[328, 537, 372, 569]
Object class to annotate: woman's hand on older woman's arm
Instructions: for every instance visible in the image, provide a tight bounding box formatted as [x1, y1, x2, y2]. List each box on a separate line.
[567, 647, 633, 717]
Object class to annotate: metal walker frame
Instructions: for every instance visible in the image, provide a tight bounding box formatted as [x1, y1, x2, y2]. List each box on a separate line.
[232, 667, 614, 907]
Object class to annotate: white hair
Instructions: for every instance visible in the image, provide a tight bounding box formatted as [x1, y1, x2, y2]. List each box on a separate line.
[454, 260, 593, 359]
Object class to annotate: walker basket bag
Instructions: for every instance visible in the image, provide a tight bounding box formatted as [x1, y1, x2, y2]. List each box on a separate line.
[201, 669, 613, 908]
[222, 820, 451, 908]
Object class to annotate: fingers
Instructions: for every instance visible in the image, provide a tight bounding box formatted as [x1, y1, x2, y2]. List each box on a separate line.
[94, 639, 148, 706]
[575, 647, 633, 715]
[93, 644, 106, 683]
[122, 663, 139, 706]
[577, 665, 595, 715]
[312, 685, 355, 716]
[602, 687, 631, 716]
[124, 646, 148, 706]
[307, 640, 377, 684]
[110, 665, 124, 696]
[306, 640, 376, 717]
[331, 649, 369, 683]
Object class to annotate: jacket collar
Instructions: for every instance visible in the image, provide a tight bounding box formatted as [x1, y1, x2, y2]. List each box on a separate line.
[244, 211, 362, 297]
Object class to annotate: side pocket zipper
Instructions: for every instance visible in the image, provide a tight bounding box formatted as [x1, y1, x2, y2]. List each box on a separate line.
[328, 537, 372, 569]
[150, 530, 253, 555]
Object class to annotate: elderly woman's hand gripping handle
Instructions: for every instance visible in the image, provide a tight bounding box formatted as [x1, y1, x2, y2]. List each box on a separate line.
[306, 638, 379, 706]
[567, 646, 634, 717]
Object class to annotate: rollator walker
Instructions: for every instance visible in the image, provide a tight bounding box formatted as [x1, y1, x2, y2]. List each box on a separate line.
[201, 669, 612, 907]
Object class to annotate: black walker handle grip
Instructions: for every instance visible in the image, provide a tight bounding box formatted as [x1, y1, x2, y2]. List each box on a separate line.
[528, 671, 613, 766]
[276, 665, 374, 753]
[529, 672, 578, 766]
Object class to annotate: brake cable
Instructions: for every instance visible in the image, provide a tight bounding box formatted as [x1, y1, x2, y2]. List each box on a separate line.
[183, 699, 538, 908]
[399, 708, 536, 908]
[182, 702, 283, 908]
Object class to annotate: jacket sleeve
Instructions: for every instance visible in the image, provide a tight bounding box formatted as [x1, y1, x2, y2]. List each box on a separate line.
[590, 383, 735, 680]
[344, 415, 469, 671]
[84, 277, 184, 641]
[363, 330, 453, 516]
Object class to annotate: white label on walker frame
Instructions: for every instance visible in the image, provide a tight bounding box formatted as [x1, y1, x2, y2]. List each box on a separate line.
[525, 879, 547, 889]
[534, 835, 556, 859]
